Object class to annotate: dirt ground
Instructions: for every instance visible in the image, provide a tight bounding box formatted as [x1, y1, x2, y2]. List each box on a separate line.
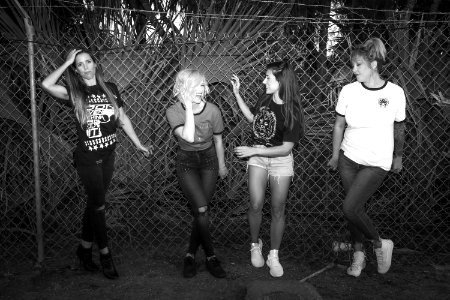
[1, 247, 449, 300]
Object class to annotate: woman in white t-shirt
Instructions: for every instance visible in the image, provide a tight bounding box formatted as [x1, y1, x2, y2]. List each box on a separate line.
[328, 38, 406, 277]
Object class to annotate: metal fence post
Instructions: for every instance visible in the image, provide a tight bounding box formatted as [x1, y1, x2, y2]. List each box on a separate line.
[24, 16, 44, 267]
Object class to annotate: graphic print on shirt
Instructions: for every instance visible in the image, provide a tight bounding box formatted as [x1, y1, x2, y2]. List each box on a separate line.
[253, 106, 276, 144]
[85, 93, 117, 151]
[378, 98, 389, 108]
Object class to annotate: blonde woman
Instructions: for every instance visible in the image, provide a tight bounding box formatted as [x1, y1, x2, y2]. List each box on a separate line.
[166, 69, 228, 278]
[41, 49, 150, 279]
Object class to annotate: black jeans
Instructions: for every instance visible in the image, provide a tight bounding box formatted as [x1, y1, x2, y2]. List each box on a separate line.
[176, 145, 218, 257]
[338, 150, 388, 244]
[75, 151, 115, 250]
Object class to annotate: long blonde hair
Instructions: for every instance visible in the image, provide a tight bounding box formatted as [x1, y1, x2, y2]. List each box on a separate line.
[65, 50, 120, 127]
[173, 69, 210, 102]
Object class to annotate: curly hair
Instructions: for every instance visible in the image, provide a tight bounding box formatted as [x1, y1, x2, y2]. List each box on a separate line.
[173, 69, 210, 101]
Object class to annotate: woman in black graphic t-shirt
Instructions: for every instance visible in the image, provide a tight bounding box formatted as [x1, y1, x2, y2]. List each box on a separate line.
[41, 49, 150, 279]
[231, 61, 304, 277]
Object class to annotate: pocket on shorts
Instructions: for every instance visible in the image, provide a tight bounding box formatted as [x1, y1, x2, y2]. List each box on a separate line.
[276, 153, 294, 165]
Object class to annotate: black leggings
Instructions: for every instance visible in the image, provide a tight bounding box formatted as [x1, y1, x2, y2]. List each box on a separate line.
[176, 146, 218, 257]
[338, 150, 387, 244]
[75, 152, 115, 250]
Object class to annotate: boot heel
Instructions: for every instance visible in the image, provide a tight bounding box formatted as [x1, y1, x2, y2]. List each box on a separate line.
[100, 251, 119, 279]
[76, 245, 99, 272]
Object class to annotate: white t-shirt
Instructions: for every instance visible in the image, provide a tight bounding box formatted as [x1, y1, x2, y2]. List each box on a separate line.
[336, 81, 406, 171]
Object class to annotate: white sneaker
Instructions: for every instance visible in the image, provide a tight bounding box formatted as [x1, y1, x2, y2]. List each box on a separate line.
[266, 249, 283, 277]
[347, 251, 366, 277]
[250, 238, 264, 268]
[375, 239, 394, 274]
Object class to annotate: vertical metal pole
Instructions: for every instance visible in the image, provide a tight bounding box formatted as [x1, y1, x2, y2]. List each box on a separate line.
[24, 17, 44, 267]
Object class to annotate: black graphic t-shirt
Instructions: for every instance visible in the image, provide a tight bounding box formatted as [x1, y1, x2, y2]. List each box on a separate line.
[250, 98, 302, 147]
[70, 82, 123, 165]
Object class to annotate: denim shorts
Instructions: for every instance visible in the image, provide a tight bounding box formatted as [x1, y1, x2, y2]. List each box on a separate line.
[247, 146, 294, 177]
[176, 145, 219, 172]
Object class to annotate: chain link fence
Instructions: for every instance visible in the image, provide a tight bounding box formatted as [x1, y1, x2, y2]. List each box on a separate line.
[1, 15, 449, 270]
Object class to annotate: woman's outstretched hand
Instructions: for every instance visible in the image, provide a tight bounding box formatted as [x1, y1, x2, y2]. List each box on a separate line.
[137, 144, 152, 158]
[391, 156, 402, 173]
[234, 146, 255, 159]
[218, 166, 228, 179]
[327, 157, 338, 171]
[230, 74, 240, 95]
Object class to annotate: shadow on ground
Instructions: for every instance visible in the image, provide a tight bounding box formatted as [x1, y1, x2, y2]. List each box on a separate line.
[1, 247, 449, 300]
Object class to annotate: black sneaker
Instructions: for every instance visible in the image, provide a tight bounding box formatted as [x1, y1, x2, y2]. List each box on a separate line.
[205, 256, 226, 278]
[183, 256, 196, 278]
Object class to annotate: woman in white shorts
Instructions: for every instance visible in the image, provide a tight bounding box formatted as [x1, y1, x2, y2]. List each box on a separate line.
[230, 60, 304, 277]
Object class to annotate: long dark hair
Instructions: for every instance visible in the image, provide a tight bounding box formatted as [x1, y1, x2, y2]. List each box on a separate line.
[65, 49, 120, 127]
[257, 60, 304, 131]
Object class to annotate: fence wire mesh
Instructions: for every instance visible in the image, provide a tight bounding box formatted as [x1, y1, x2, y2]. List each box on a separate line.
[0, 15, 449, 270]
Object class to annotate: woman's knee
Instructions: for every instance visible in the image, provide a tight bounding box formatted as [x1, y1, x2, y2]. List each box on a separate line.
[198, 205, 208, 214]
[248, 200, 263, 213]
[85, 198, 106, 210]
[194, 206, 211, 228]
[85, 187, 106, 207]
[271, 204, 286, 219]
[193, 205, 209, 218]
[342, 201, 360, 221]
[86, 199, 106, 210]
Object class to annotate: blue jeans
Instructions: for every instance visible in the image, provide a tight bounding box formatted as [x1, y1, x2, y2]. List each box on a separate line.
[338, 150, 388, 244]
[176, 145, 218, 257]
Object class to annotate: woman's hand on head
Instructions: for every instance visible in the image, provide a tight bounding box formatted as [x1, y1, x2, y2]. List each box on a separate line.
[179, 88, 196, 108]
[230, 74, 240, 95]
[65, 49, 82, 65]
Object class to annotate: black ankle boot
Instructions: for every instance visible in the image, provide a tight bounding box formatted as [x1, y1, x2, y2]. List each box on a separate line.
[183, 255, 197, 278]
[205, 255, 226, 278]
[100, 251, 119, 279]
[76, 245, 99, 272]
